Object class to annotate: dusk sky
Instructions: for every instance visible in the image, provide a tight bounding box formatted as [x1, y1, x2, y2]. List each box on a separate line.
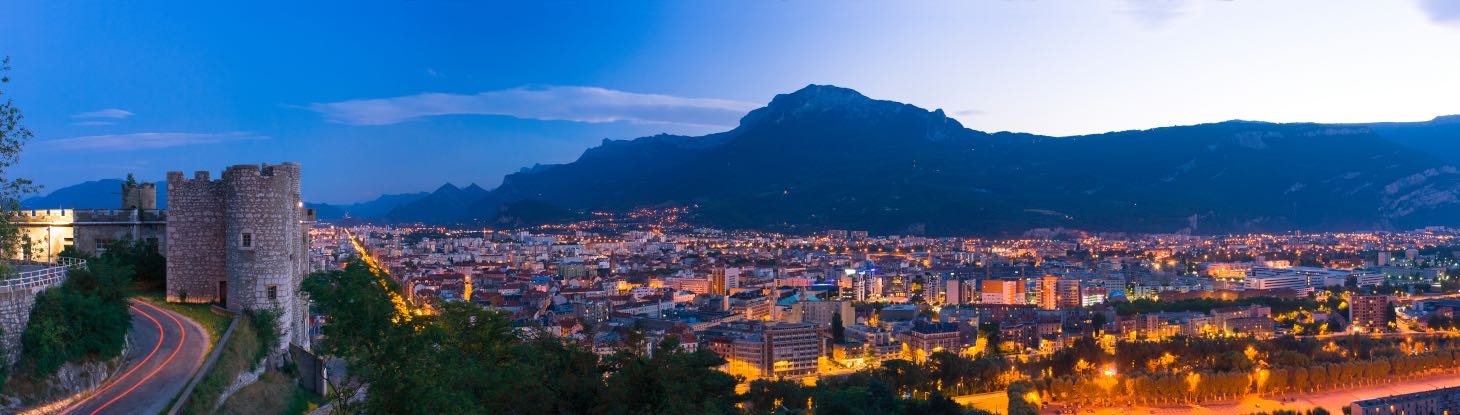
[3, 0, 1460, 203]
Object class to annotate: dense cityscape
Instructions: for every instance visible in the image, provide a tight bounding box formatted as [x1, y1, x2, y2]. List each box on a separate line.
[8, 2, 1460, 414]
[306, 208, 1460, 414]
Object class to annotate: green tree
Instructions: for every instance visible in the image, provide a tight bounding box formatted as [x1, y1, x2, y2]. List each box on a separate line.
[244, 308, 281, 365]
[831, 312, 846, 343]
[879, 359, 927, 397]
[17, 256, 132, 377]
[927, 351, 975, 394]
[810, 377, 903, 415]
[1006, 381, 1039, 415]
[99, 238, 166, 291]
[0, 56, 38, 271]
[1089, 312, 1108, 332]
[903, 390, 963, 415]
[600, 338, 739, 415]
[978, 321, 1002, 354]
[302, 259, 742, 415]
[745, 379, 809, 414]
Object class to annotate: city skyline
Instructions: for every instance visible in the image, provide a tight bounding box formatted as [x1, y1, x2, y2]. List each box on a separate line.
[12, 3, 1460, 414]
[4, 1, 1460, 203]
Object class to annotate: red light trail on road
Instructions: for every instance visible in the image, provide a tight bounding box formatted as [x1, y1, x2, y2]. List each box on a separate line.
[61, 303, 163, 415]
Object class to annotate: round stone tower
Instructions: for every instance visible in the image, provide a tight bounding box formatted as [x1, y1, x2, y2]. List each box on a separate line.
[222, 162, 307, 349]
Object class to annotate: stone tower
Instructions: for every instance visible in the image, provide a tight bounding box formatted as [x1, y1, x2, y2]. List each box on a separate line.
[121, 179, 157, 210]
[166, 162, 313, 350]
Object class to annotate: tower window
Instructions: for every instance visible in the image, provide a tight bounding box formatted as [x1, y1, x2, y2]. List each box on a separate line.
[267, 285, 278, 302]
[241, 232, 253, 249]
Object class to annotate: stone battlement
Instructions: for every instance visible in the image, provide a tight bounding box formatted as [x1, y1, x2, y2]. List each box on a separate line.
[169, 163, 302, 185]
[167, 161, 310, 350]
[13, 208, 166, 224]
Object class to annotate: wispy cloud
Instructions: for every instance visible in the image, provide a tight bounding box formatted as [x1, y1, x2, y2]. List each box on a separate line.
[34, 132, 266, 151]
[71, 108, 134, 119]
[1417, 0, 1460, 24]
[305, 85, 759, 128]
[71, 121, 117, 127]
[1115, 0, 1239, 28]
[426, 68, 443, 78]
[1116, 0, 1192, 27]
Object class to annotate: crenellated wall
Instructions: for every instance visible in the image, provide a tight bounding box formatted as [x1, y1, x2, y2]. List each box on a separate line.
[166, 171, 227, 304]
[122, 181, 158, 210]
[11, 208, 166, 262]
[166, 163, 311, 350]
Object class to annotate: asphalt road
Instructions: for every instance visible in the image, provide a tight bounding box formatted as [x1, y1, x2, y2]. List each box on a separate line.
[61, 300, 209, 415]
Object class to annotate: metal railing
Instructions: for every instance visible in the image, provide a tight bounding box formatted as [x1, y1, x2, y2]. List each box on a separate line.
[0, 257, 86, 291]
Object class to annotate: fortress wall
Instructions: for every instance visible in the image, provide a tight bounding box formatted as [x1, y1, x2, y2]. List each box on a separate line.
[166, 171, 227, 303]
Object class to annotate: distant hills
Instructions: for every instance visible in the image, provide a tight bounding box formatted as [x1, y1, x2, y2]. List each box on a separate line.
[22, 179, 168, 210]
[27, 85, 1460, 235]
[383, 85, 1460, 235]
[381, 183, 488, 224]
[20, 178, 426, 222]
[307, 192, 429, 221]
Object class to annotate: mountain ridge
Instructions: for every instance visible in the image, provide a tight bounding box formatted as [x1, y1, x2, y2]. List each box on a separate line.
[28, 85, 1460, 235]
[389, 84, 1460, 235]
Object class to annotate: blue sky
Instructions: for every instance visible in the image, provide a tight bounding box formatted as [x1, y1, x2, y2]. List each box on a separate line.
[3, 1, 1460, 203]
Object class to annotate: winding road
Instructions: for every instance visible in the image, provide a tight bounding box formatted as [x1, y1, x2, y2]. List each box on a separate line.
[61, 300, 208, 415]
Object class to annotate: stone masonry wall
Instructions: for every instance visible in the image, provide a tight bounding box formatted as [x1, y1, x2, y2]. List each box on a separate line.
[166, 163, 309, 350]
[223, 163, 307, 348]
[0, 265, 67, 364]
[0, 285, 43, 364]
[122, 182, 157, 210]
[166, 171, 227, 303]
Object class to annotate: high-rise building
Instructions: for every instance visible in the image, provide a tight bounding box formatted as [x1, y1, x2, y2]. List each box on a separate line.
[789, 300, 853, 327]
[980, 278, 1025, 305]
[922, 273, 943, 303]
[1038, 275, 1059, 310]
[706, 321, 822, 380]
[1350, 294, 1396, 332]
[1056, 278, 1082, 309]
[944, 279, 978, 305]
[710, 266, 742, 295]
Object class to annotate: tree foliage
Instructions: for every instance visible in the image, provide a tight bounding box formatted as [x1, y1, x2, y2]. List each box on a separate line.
[98, 238, 166, 291]
[0, 56, 38, 269]
[308, 259, 1012, 414]
[17, 255, 133, 377]
[304, 259, 740, 415]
